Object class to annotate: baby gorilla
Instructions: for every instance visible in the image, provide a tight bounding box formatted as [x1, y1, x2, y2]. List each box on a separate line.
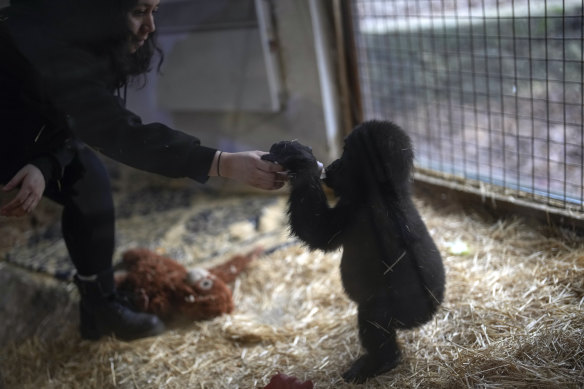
[262, 120, 445, 383]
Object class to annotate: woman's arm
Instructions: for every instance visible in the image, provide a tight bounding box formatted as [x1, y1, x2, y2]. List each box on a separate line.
[35, 47, 215, 182]
[35, 47, 285, 189]
[209, 150, 286, 190]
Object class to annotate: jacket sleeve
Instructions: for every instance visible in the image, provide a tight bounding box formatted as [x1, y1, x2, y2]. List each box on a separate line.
[0, 18, 77, 186]
[28, 155, 59, 184]
[42, 47, 217, 183]
[28, 141, 77, 184]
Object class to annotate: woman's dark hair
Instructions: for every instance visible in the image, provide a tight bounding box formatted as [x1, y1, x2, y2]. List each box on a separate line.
[53, 0, 164, 88]
[113, 0, 164, 88]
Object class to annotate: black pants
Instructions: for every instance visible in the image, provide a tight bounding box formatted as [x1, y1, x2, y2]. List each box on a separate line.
[47, 145, 115, 276]
[2, 145, 116, 276]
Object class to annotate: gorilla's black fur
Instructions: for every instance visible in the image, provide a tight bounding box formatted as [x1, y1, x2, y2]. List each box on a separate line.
[263, 120, 445, 383]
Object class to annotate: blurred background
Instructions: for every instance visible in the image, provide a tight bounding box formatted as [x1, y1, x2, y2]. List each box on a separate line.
[2, 0, 581, 220]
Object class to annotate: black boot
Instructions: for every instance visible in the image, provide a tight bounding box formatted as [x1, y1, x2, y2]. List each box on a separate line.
[74, 269, 165, 341]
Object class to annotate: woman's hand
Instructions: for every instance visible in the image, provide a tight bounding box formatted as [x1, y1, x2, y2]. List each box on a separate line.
[211, 150, 287, 190]
[0, 164, 46, 217]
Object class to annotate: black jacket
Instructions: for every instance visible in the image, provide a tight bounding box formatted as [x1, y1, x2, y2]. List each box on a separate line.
[0, 3, 216, 185]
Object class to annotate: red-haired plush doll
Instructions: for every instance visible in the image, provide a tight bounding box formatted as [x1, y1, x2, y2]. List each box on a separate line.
[115, 247, 261, 321]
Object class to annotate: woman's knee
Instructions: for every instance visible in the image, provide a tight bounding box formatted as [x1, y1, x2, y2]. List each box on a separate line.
[48, 143, 114, 212]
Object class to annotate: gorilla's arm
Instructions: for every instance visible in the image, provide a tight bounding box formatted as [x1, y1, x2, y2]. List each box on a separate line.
[262, 141, 347, 252]
[287, 174, 348, 252]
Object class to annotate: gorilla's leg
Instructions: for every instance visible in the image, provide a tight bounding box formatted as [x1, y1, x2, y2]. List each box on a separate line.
[342, 290, 402, 383]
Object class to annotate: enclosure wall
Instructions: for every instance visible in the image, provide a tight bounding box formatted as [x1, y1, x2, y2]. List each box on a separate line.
[350, 0, 584, 216]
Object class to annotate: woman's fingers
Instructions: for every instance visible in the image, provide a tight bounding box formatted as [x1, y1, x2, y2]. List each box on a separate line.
[0, 164, 45, 217]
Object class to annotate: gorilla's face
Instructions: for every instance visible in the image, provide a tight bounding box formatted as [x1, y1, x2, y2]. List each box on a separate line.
[324, 145, 364, 199]
[324, 121, 415, 200]
[323, 158, 343, 191]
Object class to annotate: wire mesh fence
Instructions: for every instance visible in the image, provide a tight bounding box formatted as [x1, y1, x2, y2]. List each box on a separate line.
[350, 0, 583, 215]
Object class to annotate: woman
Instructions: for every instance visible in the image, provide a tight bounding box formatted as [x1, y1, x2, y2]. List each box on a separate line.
[0, 0, 285, 341]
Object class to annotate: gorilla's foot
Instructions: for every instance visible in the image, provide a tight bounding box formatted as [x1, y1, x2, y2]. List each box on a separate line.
[341, 349, 401, 384]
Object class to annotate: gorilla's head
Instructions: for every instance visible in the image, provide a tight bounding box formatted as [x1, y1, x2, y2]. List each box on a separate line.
[324, 120, 414, 199]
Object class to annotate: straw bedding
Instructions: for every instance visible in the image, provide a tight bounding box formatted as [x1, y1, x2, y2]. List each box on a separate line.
[1, 193, 583, 388]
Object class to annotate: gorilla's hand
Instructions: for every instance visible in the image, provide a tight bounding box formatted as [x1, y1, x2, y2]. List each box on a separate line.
[262, 141, 321, 181]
